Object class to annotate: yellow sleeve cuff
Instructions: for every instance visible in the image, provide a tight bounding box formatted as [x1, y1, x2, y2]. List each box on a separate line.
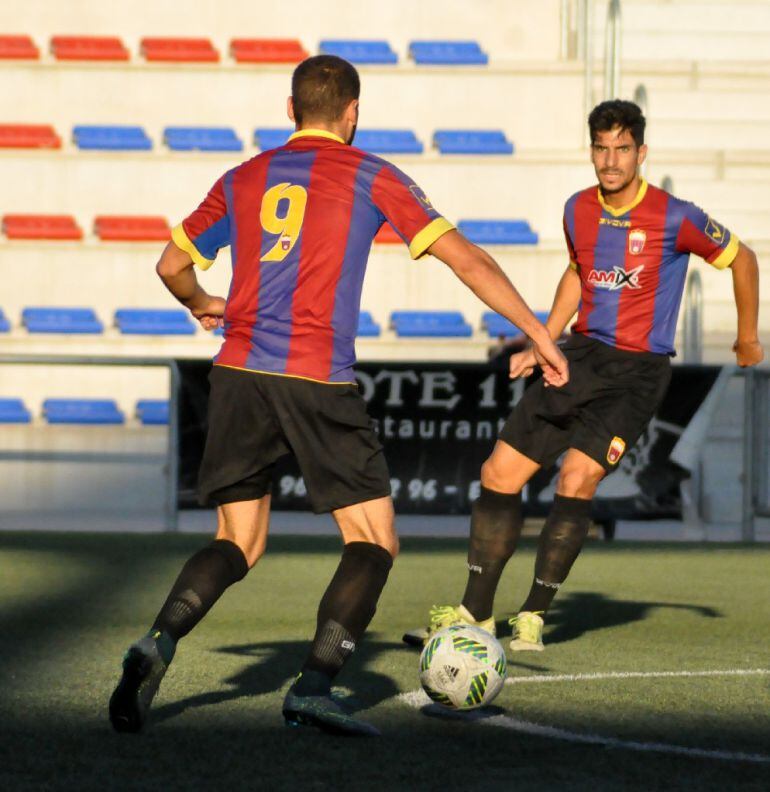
[569, 260, 578, 271]
[171, 223, 215, 271]
[710, 235, 740, 270]
[408, 217, 455, 260]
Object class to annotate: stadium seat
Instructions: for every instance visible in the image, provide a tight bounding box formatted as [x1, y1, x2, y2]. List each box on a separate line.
[357, 311, 381, 337]
[390, 311, 473, 338]
[114, 308, 196, 335]
[73, 125, 153, 151]
[3, 214, 82, 240]
[94, 215, 171, 242]
[458, 220, 539, 245]
[230, 38, 308, 63]
[374, 223, 402, 244]
[409, 40, 488, 65]
[0, 124, 61, 149]
[433, 129, 514, 155]
[0, 35, 39, 59]
[355, 129, 423, 154]
[136, 399, 169, 425]
[43, 399, 124, 425]
[0, 398, 32, 424]
[0, 308, 10, 332]
[164, 126, 243, 152]
[23, 307, 103, 334]
[50, 35, 129, 61]
[254, 128, 292, 150]
[319, 40, 397, 64]
[482, 311, 549, 339]
[140, 37, 219, 62]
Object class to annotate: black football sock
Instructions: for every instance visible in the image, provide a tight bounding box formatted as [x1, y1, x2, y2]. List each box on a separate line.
[295, 541, 393, 696]
[460, 487, 522, 621]
[520, 494, 592, 615]
[150, 539, 249, 658]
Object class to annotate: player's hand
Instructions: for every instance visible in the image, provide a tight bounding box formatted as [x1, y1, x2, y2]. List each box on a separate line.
[533, 336, 569, 387]
[191, 296, 226, 331]
[733, 338, 764, 367]
[509, 348, 537, 380]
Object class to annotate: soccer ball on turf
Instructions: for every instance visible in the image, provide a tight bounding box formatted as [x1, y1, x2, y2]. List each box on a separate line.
[419, 624, 507, 710]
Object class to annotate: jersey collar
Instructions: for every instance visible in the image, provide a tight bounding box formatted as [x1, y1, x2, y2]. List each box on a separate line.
[597, 178, 648, 217]
[288, 128, 345, 144]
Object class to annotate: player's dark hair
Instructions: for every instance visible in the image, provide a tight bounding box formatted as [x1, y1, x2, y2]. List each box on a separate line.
[588, 99, 646, 147]
[292, 55, 360, 124]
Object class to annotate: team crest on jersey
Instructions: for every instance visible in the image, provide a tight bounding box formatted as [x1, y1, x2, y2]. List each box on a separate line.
[607, 436, 626, 465]
[587, 264, 644, 291]
[280, 234, 292, 251]
[409, 184, 433, 209]
[705, 216, 725, 244]
[628, 229, 647, 255]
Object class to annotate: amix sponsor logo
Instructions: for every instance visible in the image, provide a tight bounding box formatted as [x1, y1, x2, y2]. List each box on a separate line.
[587, 264, 644, 291]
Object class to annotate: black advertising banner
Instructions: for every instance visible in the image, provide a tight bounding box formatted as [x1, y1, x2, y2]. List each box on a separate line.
[176, 360, 720, 520]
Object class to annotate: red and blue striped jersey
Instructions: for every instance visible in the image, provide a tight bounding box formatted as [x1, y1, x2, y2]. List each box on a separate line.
[172, 129, 453, 382]
[563, 180, 739, 355]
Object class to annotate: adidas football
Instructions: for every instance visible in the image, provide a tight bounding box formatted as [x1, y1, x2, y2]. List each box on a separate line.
[419, 624, 507, 709]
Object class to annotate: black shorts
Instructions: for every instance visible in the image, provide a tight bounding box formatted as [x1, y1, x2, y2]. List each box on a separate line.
[198, 365, 391, 513]
[500, 334, 671, 473]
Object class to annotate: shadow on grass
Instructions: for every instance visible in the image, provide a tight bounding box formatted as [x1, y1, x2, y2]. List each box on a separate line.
[152, 634, 403, 726]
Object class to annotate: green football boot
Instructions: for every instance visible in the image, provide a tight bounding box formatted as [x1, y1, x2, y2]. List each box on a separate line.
[109, 634, 171, 732]
[402, 604, 496, 647]
[509, 611, 545, 652]
[282, 678, 380, 737]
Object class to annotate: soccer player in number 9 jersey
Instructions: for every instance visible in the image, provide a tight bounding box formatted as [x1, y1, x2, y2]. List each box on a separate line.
[109, 55, 568, 736]
[405, 99, 763, 653]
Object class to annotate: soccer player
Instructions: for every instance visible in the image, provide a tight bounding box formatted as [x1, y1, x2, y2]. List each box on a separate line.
[108, 55, 567, 736]
[406, 99, 763, 653]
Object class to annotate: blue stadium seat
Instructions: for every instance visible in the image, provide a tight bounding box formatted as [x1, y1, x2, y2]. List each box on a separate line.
[43, 399, 125, 425]
[136, 399, 169, 425]
[253, 127, 293, 150]
[483, 310, 550, 338]
[433, 130, 514, 155]
[0, 398, 32, 423]
[355, 129, 423, 154]
[0, 308, 10, 332]
[115, 308, 196, 335]
[409, 40, 488, 65]
[319, 39, 398, 64]
[458, 220, 539, 245]
[22, 307, 103, 334]
[73, 125, 153, 151]
[357, 311, 381, 337]
[164, 126, 243, 152]
[391, 311, 473, 338]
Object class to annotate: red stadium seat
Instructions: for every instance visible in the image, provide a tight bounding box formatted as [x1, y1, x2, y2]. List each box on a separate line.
[3, 215, 83, 241]
[140, 37, 219, 63]
[51, 35, 129, 61]
[0, 35, 39, 59]
[0, 124, 61, 149]
[230, 38, 308, 63]
[94, 215, 171, 242]
[374, 223, 402, 244]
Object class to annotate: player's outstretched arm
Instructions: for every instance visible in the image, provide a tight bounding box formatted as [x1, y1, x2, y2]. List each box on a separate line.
[156, 242, 225, 330]
[428, 230, 568, 386]
[730, 242, 764, 367]
[509, 265, 581, 380]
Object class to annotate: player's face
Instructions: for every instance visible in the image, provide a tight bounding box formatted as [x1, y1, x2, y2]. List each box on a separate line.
[591, 127, 647, 194]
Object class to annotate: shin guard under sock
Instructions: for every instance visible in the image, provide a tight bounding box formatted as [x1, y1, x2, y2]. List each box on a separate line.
[521, 494, 591, 614]
[461, 487, 522, 621]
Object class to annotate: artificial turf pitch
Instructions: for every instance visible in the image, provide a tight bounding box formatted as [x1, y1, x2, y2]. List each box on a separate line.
[1, 530, 769, 791]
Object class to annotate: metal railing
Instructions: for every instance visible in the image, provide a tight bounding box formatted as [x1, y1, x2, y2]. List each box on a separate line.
[0, 354, 180, 531]
[633, 83, 648, 177]
[682, 271, 704, 364]
[604, 0, 622, 99]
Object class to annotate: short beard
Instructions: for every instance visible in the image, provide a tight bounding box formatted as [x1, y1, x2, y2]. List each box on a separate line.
[599, 172, 636, 196]
[346, 124, 357, 146]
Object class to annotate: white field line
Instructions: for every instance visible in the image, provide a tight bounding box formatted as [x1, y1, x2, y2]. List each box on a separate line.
[505, 668, 770, 685]
[398, 668, 770, 765]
